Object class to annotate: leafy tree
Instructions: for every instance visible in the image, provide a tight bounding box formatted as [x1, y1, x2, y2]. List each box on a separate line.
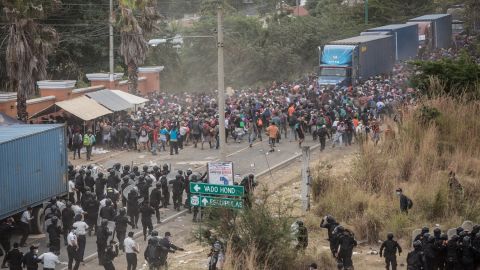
[117, 0, 159, 94]
[410, 52, 480, 99]
[3, 0, 60, 121]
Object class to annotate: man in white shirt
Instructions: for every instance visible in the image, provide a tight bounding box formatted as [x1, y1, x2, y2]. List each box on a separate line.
[38, 247, 62, 270]
[68, 180, 76, 203]
[123, 232, 139, 270]
[67, 229, 80, 270]
[72, 215, 89, 264]
[20, 207, 33, 247]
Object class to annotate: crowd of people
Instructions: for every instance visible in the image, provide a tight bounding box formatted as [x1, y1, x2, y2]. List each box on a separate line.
[0, 161, 258, 270]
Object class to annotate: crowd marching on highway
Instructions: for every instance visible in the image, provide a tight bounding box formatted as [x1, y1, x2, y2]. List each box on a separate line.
[1, 35, 478, 270]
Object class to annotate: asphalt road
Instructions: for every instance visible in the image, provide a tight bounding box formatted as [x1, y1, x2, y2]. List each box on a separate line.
[10, 134, 320, 265]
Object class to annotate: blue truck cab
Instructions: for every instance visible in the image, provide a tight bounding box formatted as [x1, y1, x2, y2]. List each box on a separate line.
[318, 45, 355, 87]
[318, 35, 395, 88]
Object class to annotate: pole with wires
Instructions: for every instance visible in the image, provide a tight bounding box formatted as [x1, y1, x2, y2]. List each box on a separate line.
[109, 0, 114, 83]
[217, 4, 226, 162]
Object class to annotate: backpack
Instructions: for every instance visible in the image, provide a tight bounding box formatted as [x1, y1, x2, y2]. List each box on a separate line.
[73, 134, 82, 145]
[146, 239, 159, 261]
[257, 118, 263, 127]
[141, 129, 147, 137]
[407, 197, 413, 209]
[83, 134, 91, 146]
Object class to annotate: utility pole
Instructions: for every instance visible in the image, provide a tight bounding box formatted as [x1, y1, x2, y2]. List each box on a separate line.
[109, 0, 114, 84]
[301, 146, 311, 212]
[217, 5, 227, 162]
[364, 0, 368, 25]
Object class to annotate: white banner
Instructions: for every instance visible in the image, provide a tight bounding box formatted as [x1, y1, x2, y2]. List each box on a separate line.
[207, 162, 234, 185]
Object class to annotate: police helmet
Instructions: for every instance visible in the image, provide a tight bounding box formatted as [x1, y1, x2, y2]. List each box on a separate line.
[153, 165, 159, 172]
[79, 169, 85, 174]
[413, 240, 422, 249]
[421, 226, 429, 234]
[129, 173, 136, 179]
[162, 164, 169, 169]
[109, 170, 115, 175]
[105, 199, 112, 206]
[297, 220, 304, 226]
[151, 230, 159, 237]
[119, 207, 126, 215]
[138, 176, 145, 182]
[124, 165, 130, 171]
[387, 232, 394, 240]
[143, 165, 149, 172]
[186, 169, 192, 175]
[87, 165, 93, 170]
[101, 220, 109, 227]
[114, 163, 121, 169]
[133, 166, 139, 172]
[97, 172, 104, 178]
[68, 165, 74, 171]
[433, 228, 441, 236]
[178, 170, 183, 175]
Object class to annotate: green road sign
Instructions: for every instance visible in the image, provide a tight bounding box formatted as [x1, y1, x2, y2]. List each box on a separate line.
[189, 182, 244, 197]
[190, 195, 243, 209]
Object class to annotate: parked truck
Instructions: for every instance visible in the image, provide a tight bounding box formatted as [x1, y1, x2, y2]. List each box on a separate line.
[407, 14, 452, 51]
[363, 24, 419, 61]
[318, 35, 395, 87]
[0, 124, 68, 233]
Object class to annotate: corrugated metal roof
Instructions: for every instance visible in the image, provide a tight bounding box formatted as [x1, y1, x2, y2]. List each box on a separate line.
[56, 96, 112, 121]
[331, 35, 391, 45]
[111, 90, 149, 105]
[368, 24, 417, 31]
[86, 90, 133, 112]
[409, 14, 450, 21]
[0, 124, 64, 144]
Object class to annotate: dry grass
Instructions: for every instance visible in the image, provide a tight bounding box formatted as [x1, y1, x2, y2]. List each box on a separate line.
[311, 97, 480, 244]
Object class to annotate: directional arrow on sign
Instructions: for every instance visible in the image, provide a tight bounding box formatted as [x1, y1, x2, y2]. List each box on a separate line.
[194, 184, 201, 192]
[201, 198, 208, 206]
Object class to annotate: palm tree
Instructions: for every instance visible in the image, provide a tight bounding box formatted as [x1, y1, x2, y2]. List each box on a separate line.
[3, 0, 59, 122]
[118, 0, 159, 95]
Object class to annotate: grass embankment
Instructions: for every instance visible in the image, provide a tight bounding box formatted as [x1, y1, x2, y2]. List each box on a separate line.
[312, 97, 480, 244]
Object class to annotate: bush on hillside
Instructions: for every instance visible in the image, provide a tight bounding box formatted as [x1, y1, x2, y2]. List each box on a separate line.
[312, 96, 480, 244]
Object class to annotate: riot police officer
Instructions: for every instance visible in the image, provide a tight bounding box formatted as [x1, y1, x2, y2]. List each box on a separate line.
[380, 232, 402, 270]
[95, 172, 107, 199]
[170, 172, 185, 211]
[85, 170, 95, 192]
[127, 188, 140, 229]
[150, 183, 162, 223]
[160, 176, 170, 208]
[121, 165, 131, 178]
[139, 201, 154, 241]
[113, 208, 133, 251]
[96, 220, 111, 265]
[47, 216, 62, 255]
[107, 170, 120, 190]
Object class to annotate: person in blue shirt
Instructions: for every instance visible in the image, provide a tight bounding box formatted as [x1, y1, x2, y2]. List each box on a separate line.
[169, 126, 179, 155]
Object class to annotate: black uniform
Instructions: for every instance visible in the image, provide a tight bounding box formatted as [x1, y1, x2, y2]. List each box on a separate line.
[75, 174, 85, 202]
[184, 174, 192, 211]
[85, 174, 95, 192]
[334, 230, 357, 269]
[47, 220, 62, 254]
[103, 243, 118, 270]
[317, 127, 329, 151]
[22, 250, 40, 270]
[113, 213, 132, 251]
[85, 197, 100, 233]
[99, 204, 116, 222]
[139, 203, 155, 241]
[170, 175, 184, 211]
[157, 237, 183, 267]
[96, 224, 111, 265]
[380, 238, 402, 270]
[107, 173, 121, 189]
[127, 190, 140, 228]
[149, 186, 162, 223]
[160, 177, 170, 208]
[407, 248, 427, 270]
[62, 206, 75, 245]
[320, 217, 339, 256]
[0, 221, 15, 267]
[4, 248, 23, 270]
[95, 176, 107, 199]
[446, 236, 460, 270]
